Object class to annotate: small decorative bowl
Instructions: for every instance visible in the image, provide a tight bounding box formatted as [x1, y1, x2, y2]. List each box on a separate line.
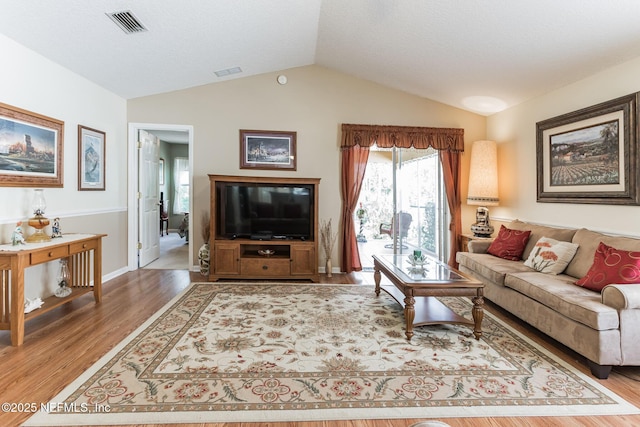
[258, 249, 275, 257]
[407, 254, 427, 267]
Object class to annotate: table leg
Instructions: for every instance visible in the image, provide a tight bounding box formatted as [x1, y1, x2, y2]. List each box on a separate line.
[374, 267, 381, 296]
[471, 295, 484, 340]
[93, 239, 103, 303]
[403, 295, 415, 341]
[10, 255, 27, 346]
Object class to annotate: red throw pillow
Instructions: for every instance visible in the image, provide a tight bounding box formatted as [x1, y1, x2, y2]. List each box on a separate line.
[575, 242, 640, 292]
[487, 225, 531, 261]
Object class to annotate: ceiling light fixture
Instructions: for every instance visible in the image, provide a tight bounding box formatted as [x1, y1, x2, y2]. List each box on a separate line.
[214, 67, 242, 77]
[462, 96, 507, 115]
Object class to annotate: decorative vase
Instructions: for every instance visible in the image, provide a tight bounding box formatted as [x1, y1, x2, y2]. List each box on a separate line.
[325, 258, 332, 278]
[198, 243, 210, 276]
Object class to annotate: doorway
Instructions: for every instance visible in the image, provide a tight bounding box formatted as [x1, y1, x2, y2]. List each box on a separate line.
[127, 123, 194, 271]
[356, 146, 449, 270]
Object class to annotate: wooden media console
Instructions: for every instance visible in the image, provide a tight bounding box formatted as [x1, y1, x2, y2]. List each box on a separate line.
[208, 175, 320, 282]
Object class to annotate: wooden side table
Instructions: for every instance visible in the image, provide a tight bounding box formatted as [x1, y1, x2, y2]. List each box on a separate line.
[0, 233, 106, 346]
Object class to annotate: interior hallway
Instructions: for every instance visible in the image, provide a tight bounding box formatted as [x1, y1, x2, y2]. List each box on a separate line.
[144, 231, 189, 270]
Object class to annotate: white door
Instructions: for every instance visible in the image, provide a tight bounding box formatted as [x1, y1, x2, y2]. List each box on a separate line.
[138, 129, 160, 267]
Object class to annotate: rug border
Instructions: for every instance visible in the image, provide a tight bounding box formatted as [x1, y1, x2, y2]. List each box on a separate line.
[24, 282, 640, 426]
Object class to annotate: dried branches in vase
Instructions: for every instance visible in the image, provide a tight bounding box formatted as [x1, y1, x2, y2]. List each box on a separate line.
[320, 219, 338, 277]
[201, 211, 211, 242]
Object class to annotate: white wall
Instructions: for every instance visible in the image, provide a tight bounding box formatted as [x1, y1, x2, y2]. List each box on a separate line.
[0, 34, 129, 298]
[487, 57, 640, 236]
[127, 65, 487, 266]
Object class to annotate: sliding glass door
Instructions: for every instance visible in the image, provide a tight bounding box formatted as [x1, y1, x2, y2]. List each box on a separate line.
[356, 145, 449, 269]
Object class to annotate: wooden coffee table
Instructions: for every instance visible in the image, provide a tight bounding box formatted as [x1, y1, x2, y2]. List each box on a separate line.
[373, 254, 484, 341]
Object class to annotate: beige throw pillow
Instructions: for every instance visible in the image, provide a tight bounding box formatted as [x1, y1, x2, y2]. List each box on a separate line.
[524, 236, 579, 275]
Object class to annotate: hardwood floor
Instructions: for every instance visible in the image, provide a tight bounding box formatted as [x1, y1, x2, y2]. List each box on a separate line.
[1, 269, 639, 427]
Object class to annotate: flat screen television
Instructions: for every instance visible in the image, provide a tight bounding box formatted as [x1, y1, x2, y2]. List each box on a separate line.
[216, 181, 314, 240]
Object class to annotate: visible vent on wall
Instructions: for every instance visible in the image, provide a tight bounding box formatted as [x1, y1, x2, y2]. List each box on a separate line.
[106, 10, 148, 34]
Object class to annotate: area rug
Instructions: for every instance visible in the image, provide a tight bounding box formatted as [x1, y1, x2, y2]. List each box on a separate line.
[25, 282, 639, 425]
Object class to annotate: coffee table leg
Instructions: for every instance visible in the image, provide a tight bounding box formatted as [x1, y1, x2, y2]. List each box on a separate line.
[374, 267, 381, 296]
[472, 296, 484, 340]
[404, 296, 415, 341]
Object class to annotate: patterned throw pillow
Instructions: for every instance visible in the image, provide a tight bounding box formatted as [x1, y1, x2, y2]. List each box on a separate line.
[524, 237, 579, 275]
[487, 225, 531, 261]
[575, 242, 640, 292]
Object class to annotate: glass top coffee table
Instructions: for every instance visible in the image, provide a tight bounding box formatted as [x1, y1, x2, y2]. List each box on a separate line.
[372, 254, 484, 341]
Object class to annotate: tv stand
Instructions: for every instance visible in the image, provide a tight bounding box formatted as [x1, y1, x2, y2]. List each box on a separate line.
[208, 175, 320, 282]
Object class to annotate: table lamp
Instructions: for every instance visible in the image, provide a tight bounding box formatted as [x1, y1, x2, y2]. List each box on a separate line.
[467, 140, 499, 237]
[26, 188, 51, 242]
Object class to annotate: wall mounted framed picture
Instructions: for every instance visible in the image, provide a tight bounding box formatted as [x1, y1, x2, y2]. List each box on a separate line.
[159, 158, 165, 185]
[240, 129, 297, 170]
[78, 125, 106, 191]
[0, 102, 64, 187]
[536, 92, 639, 205]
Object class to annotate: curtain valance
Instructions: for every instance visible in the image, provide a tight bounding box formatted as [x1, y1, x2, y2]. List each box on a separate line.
[341, 124, 464, 152]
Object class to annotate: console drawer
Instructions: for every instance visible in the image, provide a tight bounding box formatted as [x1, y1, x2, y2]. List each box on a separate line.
[70, 239, 98, 254]
[31, 245, 69, 264]
[241, 259, 290, 276]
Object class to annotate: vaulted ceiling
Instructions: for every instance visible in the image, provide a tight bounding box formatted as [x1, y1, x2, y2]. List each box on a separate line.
[2, 1, 640, 116]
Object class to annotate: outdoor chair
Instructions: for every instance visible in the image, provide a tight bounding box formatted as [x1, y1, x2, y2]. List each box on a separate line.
[379, 212, 412, 249]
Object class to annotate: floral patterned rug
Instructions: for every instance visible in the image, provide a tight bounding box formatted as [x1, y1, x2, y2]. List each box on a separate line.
[26, 283, 639, 425]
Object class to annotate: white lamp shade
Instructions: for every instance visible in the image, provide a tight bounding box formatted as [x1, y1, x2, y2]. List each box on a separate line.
[467, 140, 499, 206]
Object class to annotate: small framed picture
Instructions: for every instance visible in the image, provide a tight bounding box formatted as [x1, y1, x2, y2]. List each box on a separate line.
[240, 129, 297, 170]
[78, 125, 106, 191]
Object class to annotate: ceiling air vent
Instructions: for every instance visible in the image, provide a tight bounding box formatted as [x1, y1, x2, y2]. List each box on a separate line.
[106, 10, 148, 34]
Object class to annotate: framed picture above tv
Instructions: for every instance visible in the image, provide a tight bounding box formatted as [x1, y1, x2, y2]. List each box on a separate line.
[0, 102, 64, 188]
[536, 92, 640, 205]
[240, 129, 297, 170]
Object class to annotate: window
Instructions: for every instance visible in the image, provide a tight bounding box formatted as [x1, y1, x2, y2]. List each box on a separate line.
[173, 157, 189, 214]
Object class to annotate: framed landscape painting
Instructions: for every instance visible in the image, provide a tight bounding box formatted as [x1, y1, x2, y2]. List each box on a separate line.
[0, 102, 64, 187]
[536, 92, 640, 205]
[240, 129, 297, 170]
[78, 125, 105, 191]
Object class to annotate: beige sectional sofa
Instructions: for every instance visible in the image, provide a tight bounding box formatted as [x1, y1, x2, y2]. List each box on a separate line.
[456, 219, 640, 379]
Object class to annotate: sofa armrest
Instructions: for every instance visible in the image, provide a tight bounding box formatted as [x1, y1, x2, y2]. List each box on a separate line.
[468, 240, 492, 253]
[602, 284, 640, 310]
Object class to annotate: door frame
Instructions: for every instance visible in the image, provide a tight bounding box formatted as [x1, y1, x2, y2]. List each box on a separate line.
[127, 123, 194, 271]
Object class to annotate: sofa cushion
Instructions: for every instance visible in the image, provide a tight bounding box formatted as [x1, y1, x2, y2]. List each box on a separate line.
[566, 228, 640, 279]
[523, 237, 579, 275]
[487, 225, 531, 260]
[456, 252, 533, 285]
[504, 271, 620, 331]
[574, 242, 640, 292]
[508, 219, 577, 260]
